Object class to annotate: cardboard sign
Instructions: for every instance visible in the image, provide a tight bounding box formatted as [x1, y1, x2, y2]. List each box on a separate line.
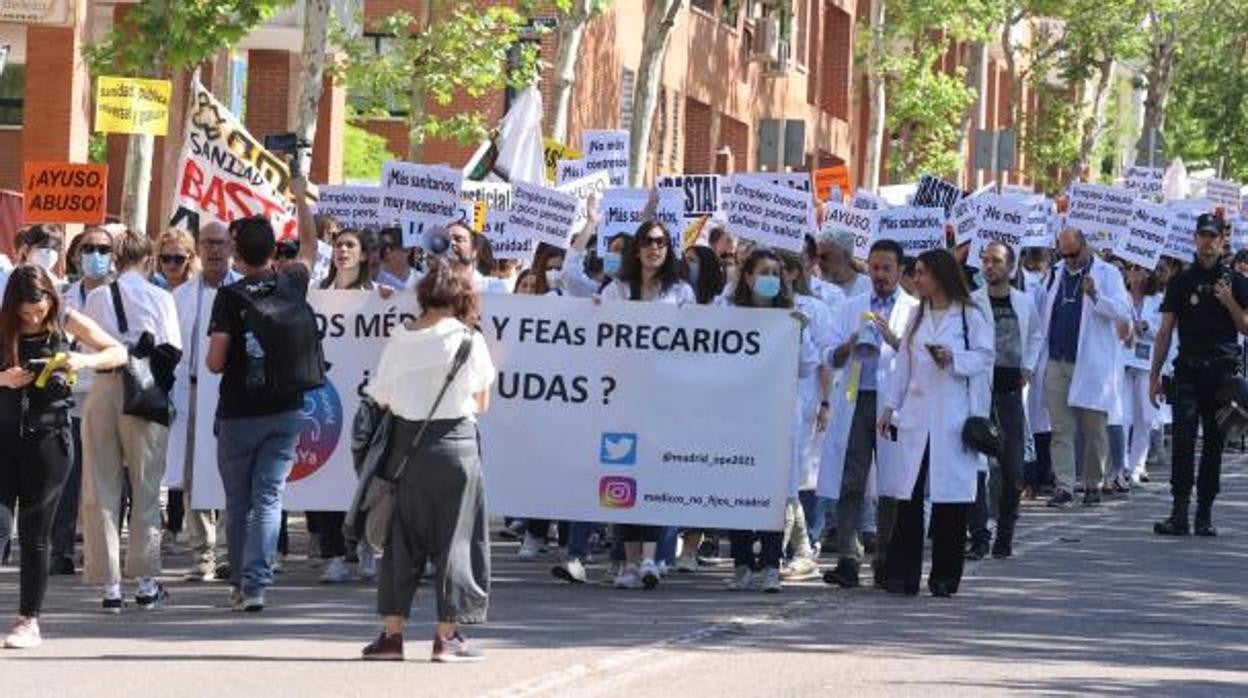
[1066, 183, 1136, 253]
[556, 159, 585, 185]
[813, 165, 852, 202]
[953, 197, 979, 246]
[1022, 196, 1053, 248]
[380, 161, 463, 247]
[1124, 166, 1164, 198]
[543, 138, 581, 185]
[22, 162, 107, 225]
[657, 174, 721, 218]
[733, 172, 812, 194]
[507, 181, 580, 250]
[851, 190, 890, 212]
[968, 194, 1030, 263]
[1163, 202, 1202, 261]
[462, 181, 513, 213]
[95, 76, 172, 136]
[556, 170, 612, 236]
[1205, 178, 1242, 210]
[1117, 201, 1170, 271]
[171, 76, 298, 239]
[583, 130, 630, 186]
[913, 174, 964, 216]
[596, 188, 683, 255]
[721, 175, 814, 253]
[486, 209, 534, 262]
[875, 206, 945, 257]
[820, 203, 876, 260]
[316, 185, 383, 230]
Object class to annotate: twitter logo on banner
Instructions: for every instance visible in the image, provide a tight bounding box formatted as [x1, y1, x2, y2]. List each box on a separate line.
[599, 433, 638, 466]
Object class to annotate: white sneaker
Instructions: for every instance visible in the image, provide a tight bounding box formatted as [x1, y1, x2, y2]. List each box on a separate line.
[728, 565, 753, 591]
[517, 533, 542, 560]
[761, 567, 782, 593]
[242, 592, 265, 612]
[357, 544, 378, 580]
[675, 554, 699, 574]
[3, 617, 41, 649]
[551, 558, 587, 584]
[320, 557, 351, 584]
[185, 560, 215, 582]
[656, 561, 669, 578]
[613, 566, 643, 589]
[780, 556, 820, 581]
[600, 561, 624, 585]
[640, 559, 660, 590]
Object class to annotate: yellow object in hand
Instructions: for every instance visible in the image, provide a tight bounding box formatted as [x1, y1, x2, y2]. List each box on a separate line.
[34, 353, 76, 389]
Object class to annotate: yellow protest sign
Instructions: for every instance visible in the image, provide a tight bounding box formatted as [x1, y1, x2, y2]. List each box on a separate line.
[544, 138, 582, 185]
[95, 77, 172, 136]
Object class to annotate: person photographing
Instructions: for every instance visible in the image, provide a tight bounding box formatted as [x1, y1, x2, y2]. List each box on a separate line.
[1150, 214, 1248, 537]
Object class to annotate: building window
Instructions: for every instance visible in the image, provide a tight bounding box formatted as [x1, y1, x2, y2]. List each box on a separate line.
[0, 63, 23, 127]
[348, 34, 408, 118]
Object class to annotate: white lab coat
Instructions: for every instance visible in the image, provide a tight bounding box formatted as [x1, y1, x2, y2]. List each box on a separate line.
[790, 321, 823, 497]
[793, 294, 835, 492]
[1036, 256, 1132, 414]
[815, 289, 920, 499]
[880, 300, 995, 503]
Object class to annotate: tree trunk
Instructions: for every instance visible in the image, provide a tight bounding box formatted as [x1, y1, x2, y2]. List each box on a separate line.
[295, 0, 333, 175]
[121, 134, 155, 233]
[547, 0, 594, 144]
[1068, 59, 1115, 186]
[956, 41, 985, 187]
[862, 0, 887, 191]
[628, 0, 683, 187]
[1136, 35, 1175, 166]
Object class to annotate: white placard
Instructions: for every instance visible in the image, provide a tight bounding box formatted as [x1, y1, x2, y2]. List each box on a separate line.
[1125, 166, 1165, 197]
[851, 190, 890, 212]
[1164, 201, 1206, 260]
[583, 130, 631, 186]
[556, 169, 612, 236]
[380, 161, 463, 247]
[657, 174, 721, 218]
[875, 206, 945, 256]
[462, 181, 513, 212]
[820, 203, 877, 260]
[556, 159, 586, 185]
[953, 197, 978, 246]
[479, 294, 798, 529]
[192, 291, 420, 511]
[1205, 178, 1242, 210]
[507, 181, 580, 250]
[968, 194, 1029, 263]
[1066, 183, 1136, 253]
[1023, 196, 1053, 248]
[732, 172, 813, 194]
[1116, 201, 1170, 271]
[721, 175, 815, 253]
[486, 209, 535, 262]
[315, 185, 383, 230]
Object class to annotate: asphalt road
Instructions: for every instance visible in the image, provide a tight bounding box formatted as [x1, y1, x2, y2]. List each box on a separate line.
[2, 459, 1246, 697]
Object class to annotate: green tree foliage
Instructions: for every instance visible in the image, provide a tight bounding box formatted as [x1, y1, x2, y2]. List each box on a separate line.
[342, 122, 396, 182]
[334, 3, 545, 158]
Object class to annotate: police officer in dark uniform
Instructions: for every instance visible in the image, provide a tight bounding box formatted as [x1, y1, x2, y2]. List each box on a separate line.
[1149, 213, 1248, 536]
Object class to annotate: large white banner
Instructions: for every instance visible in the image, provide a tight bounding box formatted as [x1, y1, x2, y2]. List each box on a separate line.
[171, 76, 298, 238]
[191, 291, 419, 511]
[191, 292, 798, 528]
[479, 294, 797, 529]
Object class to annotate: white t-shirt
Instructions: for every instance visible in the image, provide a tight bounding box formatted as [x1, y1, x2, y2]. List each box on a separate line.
[600, 279, 696, 304]
[365, 318, 495, 422]
[82, 270, 181, 349]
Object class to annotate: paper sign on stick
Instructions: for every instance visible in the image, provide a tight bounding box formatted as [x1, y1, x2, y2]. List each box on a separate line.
[95, 77, 171, 136]
[583, 130, 630, 187]
[722, 175, 814, 253]
[22, 162, 107, 225]
[875, 206, 945, 257]
[380, 161, 463, 248]
[1116, 201, 1170, 271]
[507, 181, 580, 250]
[316, 185, 382, 230]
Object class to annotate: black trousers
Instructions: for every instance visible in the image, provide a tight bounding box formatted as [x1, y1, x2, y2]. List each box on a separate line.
[0, 426, 73, 617]
[884, 446, 970, 595]
[1171, 364, 1227, 506]
[307, 511, 347, 558]
[970, 390, 1025, 545]
[50, 416, 83, 560]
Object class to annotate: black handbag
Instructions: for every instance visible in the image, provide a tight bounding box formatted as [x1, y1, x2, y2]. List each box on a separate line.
[109, 282, 181, 426]
[959, 304, 1002, 459]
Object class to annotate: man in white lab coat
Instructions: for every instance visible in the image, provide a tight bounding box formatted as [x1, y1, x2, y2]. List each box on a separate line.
[817, 240, 920, 588]
[1038, 229, 1131, 507]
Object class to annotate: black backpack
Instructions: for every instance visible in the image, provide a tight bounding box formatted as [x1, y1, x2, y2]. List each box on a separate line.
[225, 271, 326, 399]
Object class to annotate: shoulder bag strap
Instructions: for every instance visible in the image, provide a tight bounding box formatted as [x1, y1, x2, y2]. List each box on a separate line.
[109, 281, 129, 336]
[389, 330, 476, 483]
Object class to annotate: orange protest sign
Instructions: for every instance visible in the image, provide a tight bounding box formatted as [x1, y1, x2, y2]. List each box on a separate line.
[813, 165, 852, 202]
[23, 162, 108, 224]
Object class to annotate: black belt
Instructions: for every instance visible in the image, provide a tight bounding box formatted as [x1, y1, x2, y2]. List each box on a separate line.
[96, 368, 121, 374]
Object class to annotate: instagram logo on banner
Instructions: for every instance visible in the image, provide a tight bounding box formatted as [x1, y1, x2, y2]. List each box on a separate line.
[599, 476, 637, 509]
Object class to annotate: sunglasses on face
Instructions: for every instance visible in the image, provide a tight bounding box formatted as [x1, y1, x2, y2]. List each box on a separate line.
[640, 236, 668, 249]
[80, 244, 112, 255]
[159, 254, 188, 266]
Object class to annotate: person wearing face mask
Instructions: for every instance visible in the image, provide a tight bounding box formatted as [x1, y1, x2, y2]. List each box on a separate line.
[170, 222, 240, 583]
[561, 198, 627, 298]
[815, 230, 872, 300]
[531, 244, 567, 297]
[1037, 229, 1131, 508]
[7, 226, 66, 292]
[817, 240, 919, 590]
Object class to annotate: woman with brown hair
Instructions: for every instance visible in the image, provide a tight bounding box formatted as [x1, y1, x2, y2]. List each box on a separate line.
[359, 256, 495, 663]
[0, 265, 127, 649]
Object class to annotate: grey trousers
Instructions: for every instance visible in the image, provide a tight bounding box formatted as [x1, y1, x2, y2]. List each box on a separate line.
[1044, 360, 1107, 490]
[836, 392, 895, 567]
[377, 417, 490, 625]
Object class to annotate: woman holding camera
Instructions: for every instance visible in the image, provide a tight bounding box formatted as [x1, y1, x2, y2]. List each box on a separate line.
[0, 265, 127, 649]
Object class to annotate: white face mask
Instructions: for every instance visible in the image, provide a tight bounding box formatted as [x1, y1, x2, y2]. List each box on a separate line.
[28, 248, 59, 273]
[545, 269, 562, 289]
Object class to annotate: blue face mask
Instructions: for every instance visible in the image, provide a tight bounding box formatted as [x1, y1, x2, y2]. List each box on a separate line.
[753, 274, 781, 300]
[603, 252, 622, 277]
[81, 251, 111, 279]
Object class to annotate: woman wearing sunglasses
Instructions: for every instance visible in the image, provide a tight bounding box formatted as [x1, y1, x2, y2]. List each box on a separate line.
[154, 230, 199, 292]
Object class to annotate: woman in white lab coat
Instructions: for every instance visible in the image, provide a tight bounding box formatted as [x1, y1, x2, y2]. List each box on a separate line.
[878, 249, 994, 597]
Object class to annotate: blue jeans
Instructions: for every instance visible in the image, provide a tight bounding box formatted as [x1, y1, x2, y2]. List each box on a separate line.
[565, 521, 596, 561]
[798, 490, 835, 549]
[216, 410, 300, 596]
[655, 526, 679, 566]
